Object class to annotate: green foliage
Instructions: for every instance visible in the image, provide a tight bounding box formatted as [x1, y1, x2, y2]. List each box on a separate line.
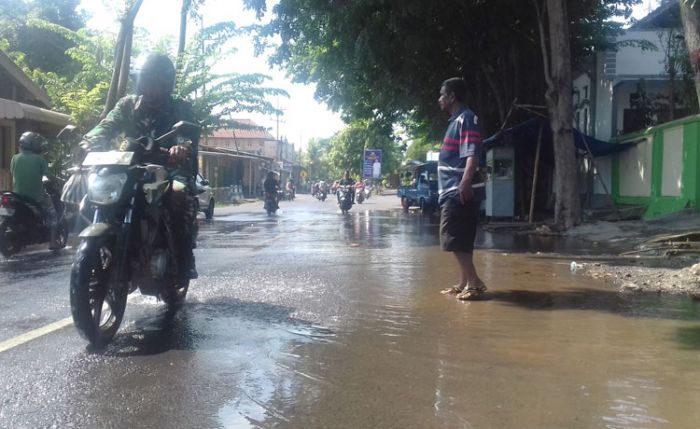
[304, 136, 332, 180]
[325, 119, 401, 179]
[248, 0, 641, 144]
[0, 0, 87, 75]
[175, 22, 288, 135]
[1, 20, 114, 130]
[404, 136, 440, 163]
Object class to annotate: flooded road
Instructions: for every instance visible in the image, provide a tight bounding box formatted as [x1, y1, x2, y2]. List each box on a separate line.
[1, 194, 700, 428]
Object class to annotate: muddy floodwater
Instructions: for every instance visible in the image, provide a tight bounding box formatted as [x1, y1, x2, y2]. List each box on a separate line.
[2, 196, 700, 429]
[205, 205, 700, 429]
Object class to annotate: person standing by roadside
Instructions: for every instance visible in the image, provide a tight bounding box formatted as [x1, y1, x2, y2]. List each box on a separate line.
[436, 77, 487, 300]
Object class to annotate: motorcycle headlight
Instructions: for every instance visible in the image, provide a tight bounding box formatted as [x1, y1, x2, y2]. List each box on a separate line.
[88, 169, 127, 205]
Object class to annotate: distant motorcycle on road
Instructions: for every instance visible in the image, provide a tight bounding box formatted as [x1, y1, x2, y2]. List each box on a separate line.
[265, 191, 279, 215]
[337, 185, 354, 214]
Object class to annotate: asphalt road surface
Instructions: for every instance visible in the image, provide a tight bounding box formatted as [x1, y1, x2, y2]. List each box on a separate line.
[2, 193, 700, 428]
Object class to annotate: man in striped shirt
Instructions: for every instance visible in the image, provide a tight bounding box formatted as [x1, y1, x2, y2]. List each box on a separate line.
[437, 77, 487, 300]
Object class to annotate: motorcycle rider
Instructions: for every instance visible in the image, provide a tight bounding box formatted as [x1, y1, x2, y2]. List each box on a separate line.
[10, 132, 61, 250]
[77, 53, 200, 279]
[285, 178, 295, 200]
[338, 170, 356, 203]
[263, 171, 279, 209]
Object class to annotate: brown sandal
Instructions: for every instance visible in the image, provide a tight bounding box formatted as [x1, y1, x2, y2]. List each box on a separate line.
[441, 285, 464, 295]
[456, 282, 487, 300]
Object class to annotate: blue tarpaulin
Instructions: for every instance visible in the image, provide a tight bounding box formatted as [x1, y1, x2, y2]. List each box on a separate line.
[483, 118, 637, 157]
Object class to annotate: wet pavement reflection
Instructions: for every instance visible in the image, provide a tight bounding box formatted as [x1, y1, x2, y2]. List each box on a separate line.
[1, 195, 700, 428]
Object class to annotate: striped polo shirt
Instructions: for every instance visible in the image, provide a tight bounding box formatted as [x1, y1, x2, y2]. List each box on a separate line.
[438, 106, 485, 205]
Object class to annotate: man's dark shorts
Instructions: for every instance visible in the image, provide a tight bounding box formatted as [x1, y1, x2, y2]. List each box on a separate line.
[440, 197, 480, 253]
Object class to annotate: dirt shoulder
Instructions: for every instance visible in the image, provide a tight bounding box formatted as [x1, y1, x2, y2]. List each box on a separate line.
[565, 209, 700, 297]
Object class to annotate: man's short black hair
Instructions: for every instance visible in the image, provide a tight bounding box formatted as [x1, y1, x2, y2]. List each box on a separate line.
[441, 77, 467, 103]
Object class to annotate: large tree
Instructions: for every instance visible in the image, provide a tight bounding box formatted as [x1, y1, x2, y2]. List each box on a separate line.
[680, 0, 700, 109]
[326, 120, 401, 179]
[533, 0, 580, 229]
[246, 0, 639, 228]
[0, 0, 87, 75]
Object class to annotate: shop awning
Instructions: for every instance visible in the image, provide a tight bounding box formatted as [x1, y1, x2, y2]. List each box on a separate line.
[484, 118, 637, 157]
[0, 98, 71, 126]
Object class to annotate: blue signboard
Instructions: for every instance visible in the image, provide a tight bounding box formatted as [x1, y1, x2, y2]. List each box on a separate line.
[363, 149, 382, 179]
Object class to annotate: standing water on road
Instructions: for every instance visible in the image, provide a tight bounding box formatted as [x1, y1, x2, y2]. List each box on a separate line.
[2, 196, 699, 428]
[206, 203, 700, 428]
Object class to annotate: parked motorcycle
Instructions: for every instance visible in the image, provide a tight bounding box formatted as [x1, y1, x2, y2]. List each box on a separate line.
[69, 121, 200, 346]
[337, 185, 354, 214]
[0, 177, 69, 257]
[265, 192, 279, 214]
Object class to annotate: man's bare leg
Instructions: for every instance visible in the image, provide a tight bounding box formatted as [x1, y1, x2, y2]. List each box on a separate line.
[454, 251, 484, 290]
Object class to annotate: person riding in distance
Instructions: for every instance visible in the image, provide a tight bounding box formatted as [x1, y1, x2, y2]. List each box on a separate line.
[78, 53, 200, 279]
[263, 171, 280, 209]
[338, 170, 356, 203]
[264, 171, 279, 194]
[10, 132, 61, 250]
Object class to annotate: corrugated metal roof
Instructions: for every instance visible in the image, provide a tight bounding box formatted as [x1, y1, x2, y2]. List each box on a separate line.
[211, 119, 275, 140]
[0, 98, 71, 126]
[0, 50, 52, 107]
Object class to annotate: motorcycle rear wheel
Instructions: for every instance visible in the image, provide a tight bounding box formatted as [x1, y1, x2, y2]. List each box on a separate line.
[70, 237, 126, 346]
[0, 220, 21, 257]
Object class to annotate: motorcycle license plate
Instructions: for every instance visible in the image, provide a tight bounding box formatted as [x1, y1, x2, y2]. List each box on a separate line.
[82, 151, 134, 166]
[0, 207, 14, 216]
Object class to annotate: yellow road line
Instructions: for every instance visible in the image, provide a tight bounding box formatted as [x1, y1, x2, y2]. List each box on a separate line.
[0, 317, 73, 354]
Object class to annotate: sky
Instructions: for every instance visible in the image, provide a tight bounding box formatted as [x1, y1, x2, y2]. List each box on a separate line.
[79, 0, 345, 150]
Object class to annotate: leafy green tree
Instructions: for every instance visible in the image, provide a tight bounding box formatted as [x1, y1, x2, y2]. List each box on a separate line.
[175, 22, 287, 135]
[0, 0, 87, 75]
[404, 136, 440, 163]
[1, 20, 114, 129]
[326, 119, 401, 179]
[244, 0, 640, 229]
[304, 136, 332, 180]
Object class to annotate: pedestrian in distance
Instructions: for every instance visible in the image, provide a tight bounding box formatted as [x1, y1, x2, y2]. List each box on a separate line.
[436, 77, 487, 300]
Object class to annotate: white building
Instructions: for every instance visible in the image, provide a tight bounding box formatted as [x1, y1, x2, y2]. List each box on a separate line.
[572, 1, 681, 205]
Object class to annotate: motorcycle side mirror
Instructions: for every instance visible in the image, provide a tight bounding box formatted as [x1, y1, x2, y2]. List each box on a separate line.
[57, 125, 79, 141]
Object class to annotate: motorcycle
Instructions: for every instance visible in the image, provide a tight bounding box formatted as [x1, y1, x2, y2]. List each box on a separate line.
[356, 186, 365, 204]
[69, 121, 200, 346]
[316, 189, 327, 202]
[337, 185, 354, 214]
[265, 191, 279, 214]
[0, 177, 69, 257]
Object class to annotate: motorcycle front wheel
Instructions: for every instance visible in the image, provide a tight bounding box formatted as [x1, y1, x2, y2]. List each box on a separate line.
[70, 237, 126, 346]
[0, 220, 21, 257]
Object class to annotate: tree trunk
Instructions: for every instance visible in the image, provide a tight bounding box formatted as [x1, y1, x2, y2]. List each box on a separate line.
[101, 26, 126, 118]
[179, 0, 190, 55]
[680, 0, 700, 110]
[101, 0, 144, 118]
[116, 24, 134, 100]
[536, 0, 580, 229]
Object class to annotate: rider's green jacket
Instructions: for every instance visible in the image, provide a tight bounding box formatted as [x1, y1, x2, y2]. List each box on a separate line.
[85, 95, 200, 151]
